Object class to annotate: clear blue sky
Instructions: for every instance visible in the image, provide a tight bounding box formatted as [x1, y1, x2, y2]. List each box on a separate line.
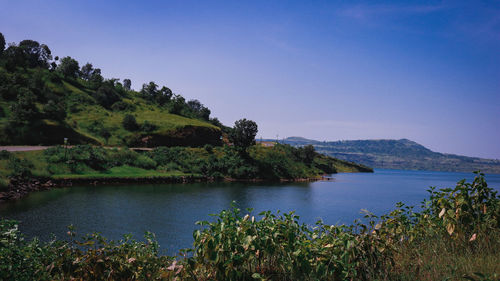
[1, 0, 499, 158]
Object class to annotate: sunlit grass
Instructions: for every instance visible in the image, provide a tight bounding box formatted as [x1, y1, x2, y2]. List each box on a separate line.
[52, 165, 191, 179]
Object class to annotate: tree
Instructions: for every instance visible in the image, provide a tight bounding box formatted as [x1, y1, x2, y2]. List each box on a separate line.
[57, 56, 80, 78]
[50, 56, 58, 71]
[301, 145, 316, 165]
[122, 114, 139, 131]
[100, 128, 111, 144]
[89, 68, 103, 89]
[169, 95, 186, 115]
[229, 119, 258, 150]
[187, 99, 211, 120]
[157, 86, 172, 105]
[43, 100, 67, 120]
[123, 79, 131, 91]
[140, 81, 159, 100]
[18, 40, 52, 68]
[93, 84, 121, 108]
[0, 32, 5, 56]
[9, 88, 39, 125]
[4, 44, 26, 71]
[80, 63, 93, 80]
[187, 99, 203, 112]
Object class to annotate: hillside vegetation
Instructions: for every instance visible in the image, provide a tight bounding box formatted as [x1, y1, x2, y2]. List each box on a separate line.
[0, 143, 372, 190]
[0, 34, 223, 147]
[277, 137, 500, 174]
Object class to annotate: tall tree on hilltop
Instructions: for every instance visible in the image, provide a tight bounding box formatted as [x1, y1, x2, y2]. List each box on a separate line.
[0, 32, 5, 56]
[18, 40, 52, 68]
[57, 56, 80, 78]
[157, 86, 172, 105]
[141, 81, 159, 100]
[123, 79, 131, 91]
[80, 63, 94, 80]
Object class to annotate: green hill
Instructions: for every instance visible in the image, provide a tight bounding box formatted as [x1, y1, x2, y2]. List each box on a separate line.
[274, 137, 500, 174]
[0, 33, 373, 190]
[0, 37, 223, 147]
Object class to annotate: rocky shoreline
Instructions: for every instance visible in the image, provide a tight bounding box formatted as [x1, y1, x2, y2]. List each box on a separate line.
[0, 175, 329, 203]
[0, 175, 207, 202]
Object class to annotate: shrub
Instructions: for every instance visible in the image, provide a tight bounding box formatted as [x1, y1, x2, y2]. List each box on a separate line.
[132, 155, 157, 169]
[44, 145, 109, 171]
[160, 162, 181, 172]
[42, 100, 67, 120]
[109, 149, 157, 169]
[140, 121, 157, 133]
[148, 147, 186, 166]
[203, 144, 214, 153]
[0, 178, 8, 191]
[122, 114, 139, 131]
[7, 157, 34, 179]
[111, 101, 135, 111]
[0, 150, 11, 160]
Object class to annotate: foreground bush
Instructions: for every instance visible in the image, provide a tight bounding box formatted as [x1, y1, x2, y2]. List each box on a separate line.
[0, 172, 498, 280]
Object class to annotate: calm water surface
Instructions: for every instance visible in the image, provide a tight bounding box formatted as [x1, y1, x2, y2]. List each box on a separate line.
[1, 169, 499, 254]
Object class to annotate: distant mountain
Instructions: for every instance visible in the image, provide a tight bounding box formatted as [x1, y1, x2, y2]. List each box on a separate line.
[265, 137, 500, 174]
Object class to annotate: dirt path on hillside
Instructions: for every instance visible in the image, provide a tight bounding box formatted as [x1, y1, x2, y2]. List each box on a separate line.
[0, 146, 51, 152]
[0, 146, 153, 152]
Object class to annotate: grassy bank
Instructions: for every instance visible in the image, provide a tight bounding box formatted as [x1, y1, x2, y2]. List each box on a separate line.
[0, 143, 372, 191]
[0, 173, 498, 280]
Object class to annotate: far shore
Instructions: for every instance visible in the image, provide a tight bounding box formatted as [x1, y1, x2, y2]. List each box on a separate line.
[0, 174, 340, 203]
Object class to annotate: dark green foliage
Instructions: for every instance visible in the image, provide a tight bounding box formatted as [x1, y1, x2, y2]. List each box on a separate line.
[0, 150, 10, 160]
[80, 63, 93, 80]
[140, 82, 173, 106]
[230, 118, 258, 150]
[299, 145, 316, 164]
[43, 145, 160, 173]
[111, 100, 135, 111]
[147, 144, 339, 180]
[57, 56, 79, 78]
[18, 40, 52, 68]
[122, 114, 139, 131]
[44, 145, 109, 172]
[204, 144, 214, 153]
[141, 120, 157, 132]
[0, 220, 175, 281]
[7, 156, 34, 179]
[92, 84, 121, 108]
[1, 39, 52, 70]
[123, 78, 131, 91]
[42, 100, 66, 120]
[186, 99, 211, 120]
[0, 106, 4, 117]
[110, 149, 157, 169]
[3, 45, 26, 71]
[0, 32, 5, 56]
[88, 68, 103, 89]
[140, 81, 159, 100]
[168, 94, 185, 115]
[148, 146, 186, 167]
[8, 88, 39, 125]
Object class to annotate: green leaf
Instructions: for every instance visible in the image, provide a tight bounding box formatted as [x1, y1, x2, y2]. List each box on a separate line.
[252, 273, 263, 279]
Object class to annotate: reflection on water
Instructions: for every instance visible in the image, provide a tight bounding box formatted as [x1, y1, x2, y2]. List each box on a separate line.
[1, 169, 499, 254]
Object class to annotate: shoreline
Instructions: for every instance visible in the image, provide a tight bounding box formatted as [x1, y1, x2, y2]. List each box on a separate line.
[0, 174, 334, 203]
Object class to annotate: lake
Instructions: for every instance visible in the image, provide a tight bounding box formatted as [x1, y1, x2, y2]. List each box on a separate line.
[1, 169, 499, 254]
